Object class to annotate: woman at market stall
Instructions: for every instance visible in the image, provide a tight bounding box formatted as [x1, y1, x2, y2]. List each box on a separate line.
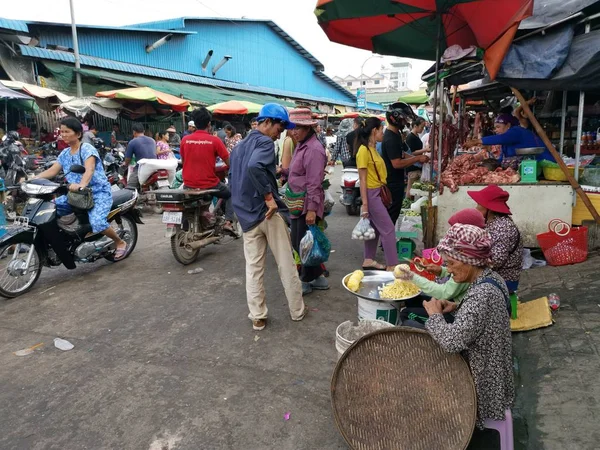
[355, 117, 398, 271]
[468, 185, 523, 296]
[423, 223, 514, 431]
[35, 117, 129, 259]
[155, 131, 175, 160]
[224, 124, 242, 153]
[397, 208, 486, 328]
[464, 113, 554, 163]
[285, 107, 329, 295]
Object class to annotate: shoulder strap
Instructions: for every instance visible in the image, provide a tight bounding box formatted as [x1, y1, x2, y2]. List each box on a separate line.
[476, 276, 510, 311]
[366, 146, 384, 184]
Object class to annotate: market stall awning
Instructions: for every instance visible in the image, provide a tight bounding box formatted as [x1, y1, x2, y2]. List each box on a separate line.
[96, 86, 191, 112]
[398, 90, 429, 105]
[60, 97, 122, 119]
[0, 82, 37, 112]
[207, 100, 263, 115]
[1, 80, 72, 103]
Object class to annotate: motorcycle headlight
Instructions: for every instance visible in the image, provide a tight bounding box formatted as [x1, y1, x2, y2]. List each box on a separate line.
[21, 183, 59, 195]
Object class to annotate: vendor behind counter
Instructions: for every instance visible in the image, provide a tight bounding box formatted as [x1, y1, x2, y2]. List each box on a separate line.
[466, 114, 554, 162]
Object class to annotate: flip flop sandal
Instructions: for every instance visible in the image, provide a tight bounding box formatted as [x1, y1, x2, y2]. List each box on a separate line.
[114, 246, 128, 261]
[362, 262, 386, 271]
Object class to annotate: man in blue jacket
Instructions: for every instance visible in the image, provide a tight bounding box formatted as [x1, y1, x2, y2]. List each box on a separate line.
[465, 113, 554, 162]
[229, 103, 308, 331]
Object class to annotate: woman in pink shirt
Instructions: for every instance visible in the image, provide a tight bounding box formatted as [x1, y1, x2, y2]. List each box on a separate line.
[155, 131, 175, 160]
[285, 107, 328, 295]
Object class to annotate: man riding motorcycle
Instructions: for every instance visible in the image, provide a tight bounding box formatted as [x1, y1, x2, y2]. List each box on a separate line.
[180, 107, 235, 232]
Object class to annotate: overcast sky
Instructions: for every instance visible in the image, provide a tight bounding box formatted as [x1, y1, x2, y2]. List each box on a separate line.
[2, 0, 432, 90]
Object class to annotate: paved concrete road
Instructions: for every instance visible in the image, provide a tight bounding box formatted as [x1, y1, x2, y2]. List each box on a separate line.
[0, 172, 365, 450]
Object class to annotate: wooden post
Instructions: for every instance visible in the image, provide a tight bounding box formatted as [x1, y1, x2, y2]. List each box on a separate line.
[511, 87, 600, 224]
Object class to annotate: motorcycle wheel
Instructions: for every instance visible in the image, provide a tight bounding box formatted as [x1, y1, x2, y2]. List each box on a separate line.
[346, 204, 359, 216]
[104, 214, 138, 262]
[170, 229, 199, 265]
[0, 242, 42, 298]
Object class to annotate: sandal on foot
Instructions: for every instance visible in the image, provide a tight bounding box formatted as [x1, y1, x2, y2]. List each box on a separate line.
[114, 246, 128, 261]
[362, 262, 386, 271]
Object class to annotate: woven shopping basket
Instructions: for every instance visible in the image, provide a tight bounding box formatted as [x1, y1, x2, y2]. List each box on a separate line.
[537, 219, 588, 266]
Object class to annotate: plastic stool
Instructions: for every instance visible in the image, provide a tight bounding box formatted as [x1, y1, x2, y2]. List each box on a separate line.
[509, 293, 518, 320]
[484, 409, 514, 450]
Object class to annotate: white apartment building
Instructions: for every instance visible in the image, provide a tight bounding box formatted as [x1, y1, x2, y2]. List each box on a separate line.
[385, 60, 412, 91]
[332, 73, 391, 94]
[333, 59, 414, 94]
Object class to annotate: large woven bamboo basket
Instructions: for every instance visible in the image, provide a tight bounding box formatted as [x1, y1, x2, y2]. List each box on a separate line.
[331, 328, 477, 450]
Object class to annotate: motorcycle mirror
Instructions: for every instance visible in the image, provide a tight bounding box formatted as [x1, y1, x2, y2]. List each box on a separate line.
[70, 164, 86, 174]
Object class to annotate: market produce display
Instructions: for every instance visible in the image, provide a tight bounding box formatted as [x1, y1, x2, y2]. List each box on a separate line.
[378, 280, 420, 299]
[440, 154, 520, 193]
[346, 270, 364, 292]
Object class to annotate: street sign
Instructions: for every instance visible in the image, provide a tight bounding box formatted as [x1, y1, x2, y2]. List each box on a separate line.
[356, 88, 367, 110]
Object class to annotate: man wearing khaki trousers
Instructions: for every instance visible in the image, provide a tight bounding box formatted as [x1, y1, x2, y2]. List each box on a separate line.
[229, 104, 308, 331]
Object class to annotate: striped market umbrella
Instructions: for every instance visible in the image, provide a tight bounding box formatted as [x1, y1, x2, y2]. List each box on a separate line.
[315, 0, 533, 61]
[96, 87, 190, 112]
[207, 100, 263, 115]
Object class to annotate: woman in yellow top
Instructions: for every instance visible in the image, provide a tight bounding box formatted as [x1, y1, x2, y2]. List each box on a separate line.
[355, 117, 398, 271]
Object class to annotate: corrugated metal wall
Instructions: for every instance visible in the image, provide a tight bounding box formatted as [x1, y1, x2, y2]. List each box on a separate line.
[30, 21, 351, 103]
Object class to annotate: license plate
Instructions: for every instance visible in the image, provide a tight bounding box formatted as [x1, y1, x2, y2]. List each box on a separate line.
[157, 179, 170, 187]
[110, 184, 120, 192]
[162, 211, 182, 224]
[342, 193, 355, 205]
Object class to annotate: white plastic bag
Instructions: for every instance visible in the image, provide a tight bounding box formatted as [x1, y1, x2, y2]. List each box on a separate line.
[324, 190, 335, 215]
[299, 229, 314, 263]
[352, 218, 376, 241]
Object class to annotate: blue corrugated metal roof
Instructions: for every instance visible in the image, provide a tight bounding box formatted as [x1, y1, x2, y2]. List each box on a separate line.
[127, 17, 325, 71]
[0, 18, 29, 33]
[366, 102, 385, 112]
[18, 45, 354, 106]
[26, 21, 194, 35]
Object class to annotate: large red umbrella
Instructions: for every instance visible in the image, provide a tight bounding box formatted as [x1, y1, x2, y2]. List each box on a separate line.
[315, 0, 533, 61]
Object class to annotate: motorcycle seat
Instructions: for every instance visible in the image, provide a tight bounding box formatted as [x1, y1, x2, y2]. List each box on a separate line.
[111, 188, 135, 209]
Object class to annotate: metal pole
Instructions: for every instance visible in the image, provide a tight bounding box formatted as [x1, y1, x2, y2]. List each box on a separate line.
[559, 90, 567, 155]
[69, 0, 83, 98]
[429, 18, 443, 183]
[437, 85, 444, 177]
[574, 21, 590, 185]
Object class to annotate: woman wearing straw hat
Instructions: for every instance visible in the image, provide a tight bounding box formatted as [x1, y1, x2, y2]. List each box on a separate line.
[285, 107, 329, 295]
[166, 125, 181, 147]
[424, 223, 514, 431]
[468, 185, 523, 295]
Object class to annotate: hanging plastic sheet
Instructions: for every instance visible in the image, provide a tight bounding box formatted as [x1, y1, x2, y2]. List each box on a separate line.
[497, 25, 574, 79]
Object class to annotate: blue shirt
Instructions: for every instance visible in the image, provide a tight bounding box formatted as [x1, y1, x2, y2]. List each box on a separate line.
[58, 143, 111, 195]
[481, 126, 554, 162]
[125, 135, 157, 161]
[229, 130, 287, 232]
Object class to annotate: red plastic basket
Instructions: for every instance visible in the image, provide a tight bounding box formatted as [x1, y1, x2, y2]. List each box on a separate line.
[537, 223, 588, 266]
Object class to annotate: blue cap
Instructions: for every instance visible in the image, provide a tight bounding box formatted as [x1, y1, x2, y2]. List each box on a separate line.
[256, 103, 295, 129]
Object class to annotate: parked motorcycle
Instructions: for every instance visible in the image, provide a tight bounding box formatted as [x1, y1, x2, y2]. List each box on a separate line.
[134, 159, 178, 214]
[0, 167, 142, 298]
[103, 148, 126, 189]
[340, 168, 361, 215]
[155, 162, 239, 265]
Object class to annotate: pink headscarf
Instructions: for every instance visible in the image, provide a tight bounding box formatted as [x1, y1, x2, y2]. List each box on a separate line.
[438, 223, 492, 267]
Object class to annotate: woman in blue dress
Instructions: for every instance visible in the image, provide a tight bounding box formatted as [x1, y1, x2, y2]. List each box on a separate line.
[35, 117, 128, 259]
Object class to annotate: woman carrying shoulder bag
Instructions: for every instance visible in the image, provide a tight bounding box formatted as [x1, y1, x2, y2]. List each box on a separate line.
[355, 117, 398, 271]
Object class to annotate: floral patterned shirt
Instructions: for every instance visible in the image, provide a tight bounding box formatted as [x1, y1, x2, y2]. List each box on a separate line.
[487, 216, 523, 283]
[426, 269, 514, 429]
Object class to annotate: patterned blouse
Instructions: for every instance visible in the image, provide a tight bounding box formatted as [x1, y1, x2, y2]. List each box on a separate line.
[426, 268, 514, 429]
[487, 216, 523, 283]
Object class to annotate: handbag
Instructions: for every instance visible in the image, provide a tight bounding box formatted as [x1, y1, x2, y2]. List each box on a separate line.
[67, 148, 95, 210]
[282, 184, 306, 217]
[367, 147, 392, 208]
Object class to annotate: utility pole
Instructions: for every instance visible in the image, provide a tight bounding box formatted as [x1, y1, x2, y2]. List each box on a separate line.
[69, 0, 83, 97]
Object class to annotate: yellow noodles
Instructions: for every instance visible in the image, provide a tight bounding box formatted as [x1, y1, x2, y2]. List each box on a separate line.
[378, 280, 420, 299]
